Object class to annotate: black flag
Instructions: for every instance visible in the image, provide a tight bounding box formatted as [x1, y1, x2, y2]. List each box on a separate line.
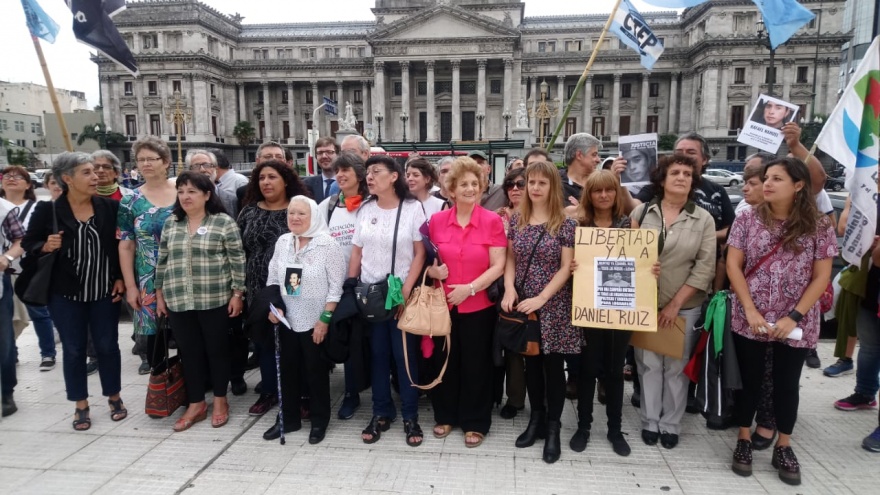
[67, 0, 138, 76]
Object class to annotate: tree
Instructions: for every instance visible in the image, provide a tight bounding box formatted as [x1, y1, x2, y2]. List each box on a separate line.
[658, 134, 677, 151]
[233, 121, 256, 162]
[77, 124, 127, 149]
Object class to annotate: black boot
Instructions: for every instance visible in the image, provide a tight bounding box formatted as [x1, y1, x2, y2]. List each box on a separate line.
[543, 420, 561, 463]
[515, 410, 547, 448]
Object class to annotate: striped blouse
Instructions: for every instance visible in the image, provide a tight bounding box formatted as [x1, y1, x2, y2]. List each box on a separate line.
[69, 218, 114, 302]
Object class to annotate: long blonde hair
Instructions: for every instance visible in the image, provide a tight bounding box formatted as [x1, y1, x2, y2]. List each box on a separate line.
[517, 160, 566, 236]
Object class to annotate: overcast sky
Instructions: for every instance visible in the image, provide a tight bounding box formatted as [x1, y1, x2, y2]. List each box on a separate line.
[1, 0, 666, 108]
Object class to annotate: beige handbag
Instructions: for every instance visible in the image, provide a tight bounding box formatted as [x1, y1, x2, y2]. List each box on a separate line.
[398, 270, 451, 390]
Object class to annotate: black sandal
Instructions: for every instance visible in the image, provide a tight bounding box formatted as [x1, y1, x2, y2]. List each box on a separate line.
[73, 407, 91, 431]
[108, 398, 128, 422]
[362, 416, 391, 444]
[404, 419, 423, 447]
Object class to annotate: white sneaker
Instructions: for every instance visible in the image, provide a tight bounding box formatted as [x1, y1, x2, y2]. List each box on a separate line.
[40, 356, 56, 371]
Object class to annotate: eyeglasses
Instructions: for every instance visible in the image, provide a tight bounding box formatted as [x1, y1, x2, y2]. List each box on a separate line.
[136, 157, 162, 164]
[316, 150, 337, 156]
[94, 164, 115, 171]
[1, 174, 27, 181]
[190, 162, 216, 170]
[504, 180, 525, 190]
[259, 154, 285, 161]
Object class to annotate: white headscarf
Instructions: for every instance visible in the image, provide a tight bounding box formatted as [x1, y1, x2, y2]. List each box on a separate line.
[289, 195, 330, 254]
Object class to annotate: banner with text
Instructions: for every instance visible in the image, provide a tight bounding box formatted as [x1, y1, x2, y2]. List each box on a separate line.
[572, 227, 658, 332]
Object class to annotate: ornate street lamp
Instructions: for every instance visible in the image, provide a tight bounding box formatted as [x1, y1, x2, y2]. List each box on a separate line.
[476, 112, 485, 141]
[502, 109, 512, 140]
[166, 90, 192, 176]
[94, 123, 112, 149]
[528, 79, 558, 147]
[756, 18, 776, 97]
[375, 112, 383, 144]
[400, 111, 409, 142]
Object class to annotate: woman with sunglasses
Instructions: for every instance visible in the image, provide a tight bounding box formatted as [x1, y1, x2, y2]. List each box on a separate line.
[1, 166, 57, 372]
[629, 154, 716, 450]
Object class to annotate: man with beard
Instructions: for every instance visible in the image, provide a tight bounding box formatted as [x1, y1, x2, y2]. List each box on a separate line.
[303, 137, 340, 203]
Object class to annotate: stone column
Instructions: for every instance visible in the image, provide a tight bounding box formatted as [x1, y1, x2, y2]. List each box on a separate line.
[668, 72, 679, 135]
[718, 62, 730, 130]
[503, 59, 513, 114]
[825, 61, 838, 113]
[556, 75, 565, 139]
[217, 81, 225, 137]
[782, 59, 794, 101]
[679, 71, 694, 133]
[520, 77, 528, 117]
[583, 75, 592, 133]
[426, 60, 436, 141]
[287, 81, 296, 144]
[132, 76, 145, 137]
[701, 63, 719, 135]
[750, 60, 763, 110]
[336, 79, 345, 135]
[100, 76, 112, 131]
[640, 72, 650, 133]
[400, 62, 410, 141]
[611, 73, 621, 137]
[812, 64, 824, 119]
[262, 81, 272, 141]
[237, 82, 246, 123]
[362, 80, 372, 124]
[194, 76, 211, 137]
[452, 59, 461, 141]
[477, 58, 487, 116]
[374, 61, 386, 132]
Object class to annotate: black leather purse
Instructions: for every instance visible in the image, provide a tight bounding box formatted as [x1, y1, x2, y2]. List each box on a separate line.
[14, 201, 58, 306]
[355, 199, 403, 322]
[496, 228, 546, 356]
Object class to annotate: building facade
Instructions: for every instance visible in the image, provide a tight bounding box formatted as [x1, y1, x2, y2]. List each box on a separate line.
[102, 0, 850, 163]
[0, 81, 89, 116]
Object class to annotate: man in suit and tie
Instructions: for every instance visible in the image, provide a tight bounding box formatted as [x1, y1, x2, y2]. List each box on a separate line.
[303, 137, 339, 203]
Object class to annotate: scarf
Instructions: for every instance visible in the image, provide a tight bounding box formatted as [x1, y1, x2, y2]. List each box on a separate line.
[96, 183, 119, 197]
[289, 195, 330, 254]
[341, 193, 363, 212]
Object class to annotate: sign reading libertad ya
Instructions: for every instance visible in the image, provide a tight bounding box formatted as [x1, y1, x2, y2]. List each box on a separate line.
[571, 227, 659, 332]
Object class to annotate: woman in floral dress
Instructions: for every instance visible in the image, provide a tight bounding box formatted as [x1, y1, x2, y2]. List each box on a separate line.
[118, 137, 177, 373]
[502, 160, 579, 464]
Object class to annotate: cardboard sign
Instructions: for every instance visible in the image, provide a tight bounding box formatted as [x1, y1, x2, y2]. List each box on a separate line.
[571, 227, 659, 332]
[630, 316, 686, 359]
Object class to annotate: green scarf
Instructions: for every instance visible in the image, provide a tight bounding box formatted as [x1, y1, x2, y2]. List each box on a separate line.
[385, 274, 404, 310]
[704, 291, 729, 357]
[96, 182, 119, 197]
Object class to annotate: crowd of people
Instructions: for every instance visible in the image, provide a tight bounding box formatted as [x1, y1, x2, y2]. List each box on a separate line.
[0, 125, 877, 488]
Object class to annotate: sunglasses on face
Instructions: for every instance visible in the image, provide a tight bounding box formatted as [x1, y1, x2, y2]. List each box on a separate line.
[504, 180, 525, 190]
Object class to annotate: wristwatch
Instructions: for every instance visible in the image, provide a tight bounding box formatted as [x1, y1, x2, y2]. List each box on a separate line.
[788, 309, 804, 323]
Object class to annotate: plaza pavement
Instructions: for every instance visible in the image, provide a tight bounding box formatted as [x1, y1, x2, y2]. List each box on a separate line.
[1, 322, 878, 495]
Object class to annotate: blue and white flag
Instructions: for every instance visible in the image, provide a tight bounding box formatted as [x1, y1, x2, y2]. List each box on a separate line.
[752, 0, 815, 49]
[610, 0, 665, 70]
[323, 96, 338, 116]
[21, 0, 60, 44]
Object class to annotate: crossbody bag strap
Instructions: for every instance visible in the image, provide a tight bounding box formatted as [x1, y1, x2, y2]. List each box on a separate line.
[18, 200, 34, 223]
[403, 333, 450, 391]
[744, 242, 782, 280]
[515, 227, 547, 294]
[389, 198, 404, 278]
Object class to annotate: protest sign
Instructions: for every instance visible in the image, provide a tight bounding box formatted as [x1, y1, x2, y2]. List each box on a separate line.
[736, 94, 799, 153]
[619, 133, 658, 185]
[572, 227, 658, 332]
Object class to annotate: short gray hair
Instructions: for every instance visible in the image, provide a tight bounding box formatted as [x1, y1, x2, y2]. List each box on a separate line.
[53, 151, 93, 192]
[91, 150, 121, 178]
[437, 156, 455, 169]
[341, 134, 370, 153]
[564, 133, 602, 165]
[675, 132, 711, 164]
[185, 149, 217, 168]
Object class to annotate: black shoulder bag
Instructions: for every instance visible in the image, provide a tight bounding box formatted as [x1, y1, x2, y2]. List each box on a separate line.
[14, 201, 58, 306]
[495, 227, 547, 356]
[355, 199, 404, 322]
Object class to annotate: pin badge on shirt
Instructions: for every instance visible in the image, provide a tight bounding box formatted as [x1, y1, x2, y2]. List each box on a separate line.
[371, 218, 378, 225]
[196, 226, 208, 235]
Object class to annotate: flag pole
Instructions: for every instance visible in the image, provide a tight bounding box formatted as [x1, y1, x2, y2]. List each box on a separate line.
[30, 34, 73, 152]
[546, 0, 623, 151]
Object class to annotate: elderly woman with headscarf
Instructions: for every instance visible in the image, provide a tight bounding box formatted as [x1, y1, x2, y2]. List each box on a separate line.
[263, 195, 346, 445]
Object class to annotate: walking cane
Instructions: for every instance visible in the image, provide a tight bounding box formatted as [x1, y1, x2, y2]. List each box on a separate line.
[273, 322, 285, 445]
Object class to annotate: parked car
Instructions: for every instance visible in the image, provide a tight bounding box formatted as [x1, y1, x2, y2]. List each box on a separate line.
[703, 168, 743, 186]
[824, 176, 846, 192]
[28, 172, 42, 187]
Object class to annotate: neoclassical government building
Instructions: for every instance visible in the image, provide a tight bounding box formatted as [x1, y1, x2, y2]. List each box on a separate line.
[103, 0, 851, 163]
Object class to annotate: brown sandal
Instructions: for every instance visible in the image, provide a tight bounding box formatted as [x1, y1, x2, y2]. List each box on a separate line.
[465, 431, 485, 448]
[433, 424, 452, 439]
